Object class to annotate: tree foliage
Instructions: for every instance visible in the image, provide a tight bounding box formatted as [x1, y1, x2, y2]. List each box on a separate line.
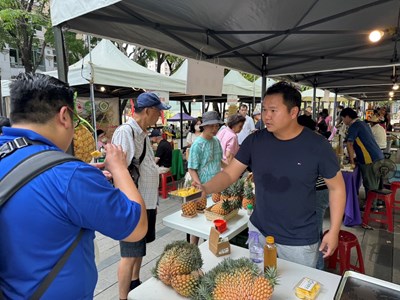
[0, 0, 49, 73]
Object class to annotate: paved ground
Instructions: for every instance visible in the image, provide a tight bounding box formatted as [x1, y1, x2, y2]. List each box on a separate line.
[93, 192, 400, 299]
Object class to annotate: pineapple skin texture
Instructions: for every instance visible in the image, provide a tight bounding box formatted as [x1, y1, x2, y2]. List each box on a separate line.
[73, 124, 95, 163]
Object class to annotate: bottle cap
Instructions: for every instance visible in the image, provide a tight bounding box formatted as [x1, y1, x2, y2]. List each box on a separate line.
[247, 204, 253, 209]
[266, 236, 274, 244]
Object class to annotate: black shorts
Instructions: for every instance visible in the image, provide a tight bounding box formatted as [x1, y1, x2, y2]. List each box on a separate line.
[119, 209, 156, 257]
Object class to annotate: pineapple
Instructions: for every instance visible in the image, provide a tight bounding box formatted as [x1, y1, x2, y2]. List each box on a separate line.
[73, 124, 95, 163]
[152, 240, 203, 286]
[211, 192, 221, 203]
[195, 197, 207, 211]
[170, 271, 201, 298]
[210, 199, 232, 215]
[181, 201, 197, 217]
[229, 181, 242, 202]
[220, 187, 231, 202]
[194, 258, 278, 300]
[242, 180, 255, 209]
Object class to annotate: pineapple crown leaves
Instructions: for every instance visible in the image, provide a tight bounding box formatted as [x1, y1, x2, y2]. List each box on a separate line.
[152, 240, 203, 279]
[244, 180, 255, 199]
[232, 199, 242, 210]
[264, 266, 279, 288]
[72, 91, 95, 132]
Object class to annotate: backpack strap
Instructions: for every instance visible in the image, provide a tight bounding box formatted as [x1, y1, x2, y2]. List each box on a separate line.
[29, 229, 84, 300]
[122, 124, 146, 166]
[0, 147, 83, 299]
[0, 150, 80, 207]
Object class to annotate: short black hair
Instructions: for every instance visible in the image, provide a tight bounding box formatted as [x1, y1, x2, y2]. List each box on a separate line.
[10, 73, 74, 124]
[239, 103, 248, 109]
[264, 81, 301, 112]
[227, 114, 246, 129]
[340, 107, 358, 119]
[0, 116, 11, 134]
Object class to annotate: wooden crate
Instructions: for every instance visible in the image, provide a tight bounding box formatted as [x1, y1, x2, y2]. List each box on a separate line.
[204, 205, 239, 221]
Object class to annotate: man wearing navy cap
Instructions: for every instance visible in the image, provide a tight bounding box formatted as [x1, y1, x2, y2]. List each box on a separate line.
[112, 92, 171, 299]
[150, 128, 172, 173]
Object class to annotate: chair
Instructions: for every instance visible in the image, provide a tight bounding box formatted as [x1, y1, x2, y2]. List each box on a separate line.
[326, 230, 365, 275]
[159, 171, 177, 199]
[390, 181, 400, 211]
[362, 190, 394, 232]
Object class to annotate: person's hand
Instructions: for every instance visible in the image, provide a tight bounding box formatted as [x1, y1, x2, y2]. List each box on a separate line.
[90, 162, 113, 180]
[103, 144, 128, 174]
[319, 230, 339, 258]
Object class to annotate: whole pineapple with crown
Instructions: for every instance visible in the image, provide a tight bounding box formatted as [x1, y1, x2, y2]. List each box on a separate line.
[210, 199, 232, 215]
[229, 180, 243, 202]
[181, 201, 197, 217]
[242, 180, 255, 209]
[194, 258, 278, 300]
[152, 241, 203, 292]
[220, 187, 231, 202]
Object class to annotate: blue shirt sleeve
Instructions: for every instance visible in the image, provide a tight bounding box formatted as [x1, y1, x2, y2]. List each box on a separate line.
[346, 123, 359, 143]
[65, 164, 141, 241]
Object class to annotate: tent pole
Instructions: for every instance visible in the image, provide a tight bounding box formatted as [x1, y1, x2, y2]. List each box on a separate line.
[332, 91, 338, 128]
[53, 26, 68, 83]
[180, 100, 183, 148]
[260, 54, 267, 128]
[202, 95, 206, 114]
[312, 85, 317, 120]
[87, 35, 98, 149]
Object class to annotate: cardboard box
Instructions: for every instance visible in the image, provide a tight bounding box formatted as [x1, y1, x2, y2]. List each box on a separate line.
[209, 227, 231, 257]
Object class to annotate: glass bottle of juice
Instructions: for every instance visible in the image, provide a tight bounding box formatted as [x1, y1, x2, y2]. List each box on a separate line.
[264, 235, 277, 271]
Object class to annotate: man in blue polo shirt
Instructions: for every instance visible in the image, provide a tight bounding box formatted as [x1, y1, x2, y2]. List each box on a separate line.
[340, 107, 384, 194]
[201, 82, 346, 268]
[0, 73, 148, 299]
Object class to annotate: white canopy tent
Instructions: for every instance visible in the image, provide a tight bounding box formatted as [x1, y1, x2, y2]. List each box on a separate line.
[301, 88, 347, 102]
[1, 39, 186, 97]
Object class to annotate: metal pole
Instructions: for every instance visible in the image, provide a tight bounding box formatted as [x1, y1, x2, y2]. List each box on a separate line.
[53, 26, 68, 83]
[312, 86, 317, 120]
[202, 95, 206, 114]
[332, 92, 338, 128]
[260, 54, 267, 128]
[87, 35, 98, 148]
[53, 25, 73, 155]
[180, 100, 183, 148]
[0, 70, 3, 116]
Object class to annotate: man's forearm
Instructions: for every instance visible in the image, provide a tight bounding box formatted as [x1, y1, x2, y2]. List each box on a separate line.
[203, 170, 235, 195]
[328, 189, 346, 234]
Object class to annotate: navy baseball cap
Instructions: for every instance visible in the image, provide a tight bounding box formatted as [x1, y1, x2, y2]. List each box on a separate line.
[136, 92, 171, 110]
[149, 129, 162, 137]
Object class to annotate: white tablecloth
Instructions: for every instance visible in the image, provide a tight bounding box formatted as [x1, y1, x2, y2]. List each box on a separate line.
[163, 198, 249, 240]
[128, 242, 341, 300]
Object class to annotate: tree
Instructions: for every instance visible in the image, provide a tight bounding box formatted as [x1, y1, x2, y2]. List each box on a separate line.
[0, 0, 49, 73]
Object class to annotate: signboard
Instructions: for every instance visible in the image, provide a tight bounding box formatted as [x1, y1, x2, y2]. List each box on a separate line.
[76, 97, 119, 140]
[186, 58, 224, 96]
[227, 94, 238, 104]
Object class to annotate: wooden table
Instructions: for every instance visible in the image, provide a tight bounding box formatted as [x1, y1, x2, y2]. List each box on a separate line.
[162, 198, 249, 240]
[128, 242, 341, 300]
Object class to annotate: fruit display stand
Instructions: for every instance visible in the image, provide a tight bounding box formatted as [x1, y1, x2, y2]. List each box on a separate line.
[128, 242, 341, 300]
[162, 198, 249, 241]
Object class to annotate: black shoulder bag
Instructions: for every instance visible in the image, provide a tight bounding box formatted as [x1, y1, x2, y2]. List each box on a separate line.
[0, 138, 83, 300]
[123, 125, 147, 187]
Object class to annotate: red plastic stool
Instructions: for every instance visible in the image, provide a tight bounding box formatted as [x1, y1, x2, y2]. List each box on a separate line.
[326, 230, 365, 274]
[390, 182, 400, 211]
[362, 190, 394, 232]
[159, 171, 177, 199]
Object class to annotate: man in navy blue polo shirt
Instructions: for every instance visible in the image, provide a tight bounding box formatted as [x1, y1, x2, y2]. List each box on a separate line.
[0, 73, 148, 299]
[201, 82, 346, 268]
[340, 107, 384, 194]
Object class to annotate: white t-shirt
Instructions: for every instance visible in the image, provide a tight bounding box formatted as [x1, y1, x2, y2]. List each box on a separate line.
[371, 124, 387, 149]
[237, 115, 255, 145]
